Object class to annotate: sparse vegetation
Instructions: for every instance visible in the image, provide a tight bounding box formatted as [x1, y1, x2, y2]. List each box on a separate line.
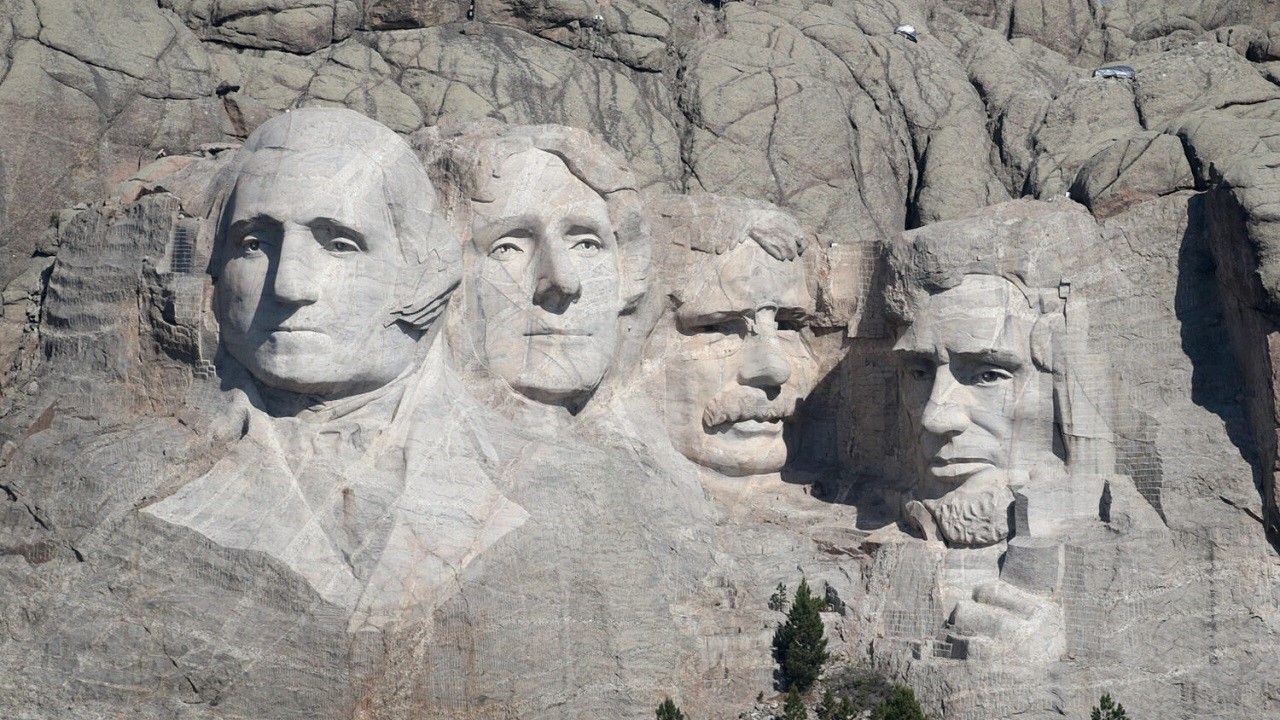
[772, 578, 829, 692]
[870, 685, 926, 720]
[769, 582, 789, 612]
[781, 687, 808, 720]
[1091, 693, 1129, 720]
[656, 697, 686, 720]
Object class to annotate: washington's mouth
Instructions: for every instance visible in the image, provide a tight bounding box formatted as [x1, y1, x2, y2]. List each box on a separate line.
[928, 457, 994, 478]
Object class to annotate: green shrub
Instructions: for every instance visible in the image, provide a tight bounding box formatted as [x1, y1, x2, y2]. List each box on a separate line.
[870, 685, 926, 720]
[656, 697, 685, 720]
[1091, 693, 1128, 720]
[781, 687, 808, 720]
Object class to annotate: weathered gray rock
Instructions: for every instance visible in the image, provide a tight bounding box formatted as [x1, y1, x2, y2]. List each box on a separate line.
[3, 2, 1280, 719]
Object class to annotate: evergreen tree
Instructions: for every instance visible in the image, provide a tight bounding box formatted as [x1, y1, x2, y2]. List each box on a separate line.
[772, 578, 830, 692]
[656, 697, 685, 720]
[1091, 693, 1128, 720]
[781, 687, 808, 720]
[870, 685, 926, 720]
[815, 689, 839, 720]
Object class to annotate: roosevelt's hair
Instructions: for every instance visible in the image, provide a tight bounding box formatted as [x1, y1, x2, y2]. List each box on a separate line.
[645, 193, 818, 307]
[419, 121, 650, 311]
[207, 108, 461, 330]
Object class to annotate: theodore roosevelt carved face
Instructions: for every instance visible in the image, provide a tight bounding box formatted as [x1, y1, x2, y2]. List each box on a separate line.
[648, 196, 818, 476]
[428, 124, 649, 412]
[212, 108, 458, 399]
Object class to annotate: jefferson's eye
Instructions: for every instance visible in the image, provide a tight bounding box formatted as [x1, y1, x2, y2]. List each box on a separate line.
[570, 237, 603, 253]
[974, 367, 1014, 385]
[490, 242, 524, 259]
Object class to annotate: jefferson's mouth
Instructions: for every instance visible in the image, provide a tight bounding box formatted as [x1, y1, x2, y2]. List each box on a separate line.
[524, 329, 592, 337]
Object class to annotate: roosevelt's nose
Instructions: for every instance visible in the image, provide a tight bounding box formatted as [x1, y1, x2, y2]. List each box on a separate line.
[532, 244, 582, 312]
[737, 330, 792, 391]
[271, 228, 322, 305]
[919, 364, 970, 436]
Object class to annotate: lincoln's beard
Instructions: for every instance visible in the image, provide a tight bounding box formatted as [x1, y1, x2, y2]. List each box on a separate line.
[922, 482, 1014, 547]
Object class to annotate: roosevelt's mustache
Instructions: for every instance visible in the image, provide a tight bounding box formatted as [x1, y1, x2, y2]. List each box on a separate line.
[703, 392, 803, 428]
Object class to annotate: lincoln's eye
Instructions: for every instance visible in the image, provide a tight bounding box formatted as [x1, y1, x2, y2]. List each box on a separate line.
[327, 237, 360, 253]
[974, 367, 1014, 386]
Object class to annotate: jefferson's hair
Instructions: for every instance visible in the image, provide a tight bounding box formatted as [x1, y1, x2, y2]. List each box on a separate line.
[419, 121, 650, 311]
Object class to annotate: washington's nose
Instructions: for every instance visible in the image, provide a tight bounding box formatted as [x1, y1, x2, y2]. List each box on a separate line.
[737, 336, 792, 391]
[920, 365, 970, 436]
[532, 244, 582, 312]
[271, 230, 322, 305]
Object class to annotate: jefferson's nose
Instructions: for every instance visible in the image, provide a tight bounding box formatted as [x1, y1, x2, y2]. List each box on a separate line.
[920, 365, 970, 436]
[532, 244, 582, 312]
[271, 229, 322, 305]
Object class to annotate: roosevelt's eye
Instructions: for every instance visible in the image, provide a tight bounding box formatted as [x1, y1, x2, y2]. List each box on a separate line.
[974, 367, 1014, 386]
[694, 319, 744, 336]
[777, 318, 805, 333]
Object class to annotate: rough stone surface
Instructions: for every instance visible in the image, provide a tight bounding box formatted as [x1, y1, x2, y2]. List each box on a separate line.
[3, 1, 1280, 719]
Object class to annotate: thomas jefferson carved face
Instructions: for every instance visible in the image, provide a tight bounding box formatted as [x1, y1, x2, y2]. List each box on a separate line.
[215, 148, 423, 398]
[893, 275, 1058, 544]
[659, 239, 817, 476]
[462, 148, 624, 406]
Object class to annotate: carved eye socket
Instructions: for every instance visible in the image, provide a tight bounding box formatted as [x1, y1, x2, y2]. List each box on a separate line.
[326, 237, 360, 254]
[777, 318, 805, 333]
[974, 367, 1014, 386]
[490, 241, 524, 259]
[570, 237, 603, 254]
[695, 320, 743, 336]
[241, 235, 263, 254]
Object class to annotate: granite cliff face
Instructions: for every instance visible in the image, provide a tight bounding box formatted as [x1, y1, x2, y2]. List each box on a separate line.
[2, 1, 1280, 719]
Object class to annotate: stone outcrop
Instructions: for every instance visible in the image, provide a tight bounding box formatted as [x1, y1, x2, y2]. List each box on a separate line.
[4, 1, 1280, 720]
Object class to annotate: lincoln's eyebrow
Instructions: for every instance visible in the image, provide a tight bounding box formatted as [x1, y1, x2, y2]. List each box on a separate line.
[891, 347, 936, 364]
[950, 348, 1025, 369]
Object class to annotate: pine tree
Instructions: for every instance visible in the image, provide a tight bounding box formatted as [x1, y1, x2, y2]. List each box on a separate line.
[772, 578, 830, 692]
[1091, 693, 1128, 720]
[815, 689, 839, 720]
[656, 697, 686, 720]
[781, 687, 808, 720]
[870, 685, 926, 720]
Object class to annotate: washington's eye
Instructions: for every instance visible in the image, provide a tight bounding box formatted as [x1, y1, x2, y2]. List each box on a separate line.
[326, 237, 360, 254]
[974, 367, 1014, 385]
